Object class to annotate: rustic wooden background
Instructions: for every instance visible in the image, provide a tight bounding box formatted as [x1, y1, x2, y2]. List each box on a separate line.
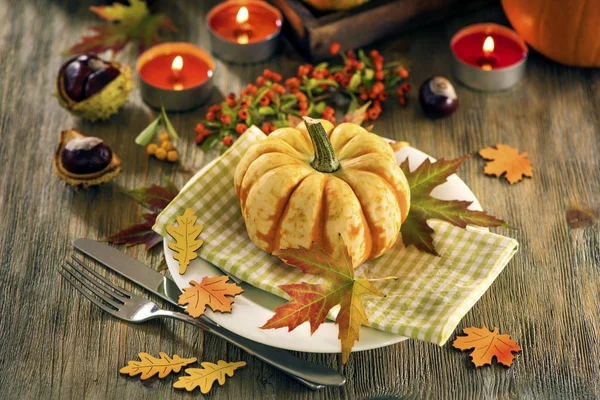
[0, 0, 598, 399]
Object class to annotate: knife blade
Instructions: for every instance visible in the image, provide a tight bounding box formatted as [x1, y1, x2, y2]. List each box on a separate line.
[72, 238, 346, 389]
[73, 238, 182, 305]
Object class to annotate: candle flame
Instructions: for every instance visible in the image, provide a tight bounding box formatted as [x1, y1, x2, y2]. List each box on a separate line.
[483, 36, 494, 53]
[237, 33, 249, 44]
[236, 6, 249, 24]
[171, 56, 183, 73]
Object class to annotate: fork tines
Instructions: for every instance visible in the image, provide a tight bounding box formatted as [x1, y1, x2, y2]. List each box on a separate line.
[59, 257, 132, 313]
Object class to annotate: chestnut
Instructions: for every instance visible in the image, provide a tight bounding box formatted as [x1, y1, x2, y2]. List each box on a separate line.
[61, 137, 113, 175]
[56, 55, 132, 122]
[419, 76, 458, 119]
[54, 129, 121, 188]
[62, 54, 119, 102]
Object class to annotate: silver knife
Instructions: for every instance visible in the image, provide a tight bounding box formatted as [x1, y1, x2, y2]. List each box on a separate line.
[72, 238, 346, 389]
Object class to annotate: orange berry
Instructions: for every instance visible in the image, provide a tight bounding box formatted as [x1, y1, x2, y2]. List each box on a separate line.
[161, 141, 174, 151]
[158, 132, 170, 142]
[329, 42, 341, 55]
[223, 136, 233, 146]
[146, 143, 158, 155]
[167, 150, 179, 162]
[155, 148, 167, 160]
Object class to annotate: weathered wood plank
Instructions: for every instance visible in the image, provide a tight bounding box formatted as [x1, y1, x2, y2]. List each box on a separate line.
[0, 0, 598, 399]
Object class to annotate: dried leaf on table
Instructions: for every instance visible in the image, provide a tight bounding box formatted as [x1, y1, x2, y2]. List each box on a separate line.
[63, 0, 176, 55]
[104, 180, 179, 251]
[453, 326, 522, 367]
[178, 277, 244, 318]
[173, 361, 246, 393]
[399, 155, 510, 256]
[119, 352, 197, 380]
[261, 235, 392, 364]
[167, 208, 203, 274]
[478, 144, 533, 184]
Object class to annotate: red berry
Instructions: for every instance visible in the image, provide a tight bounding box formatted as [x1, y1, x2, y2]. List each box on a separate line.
[223, 136, 233, 146]
[329, 42, 341, 55]
[359, 93, 369, 101]
[375, 71, 385, 81]
[206, 112, 215, 121]
[194, 123, 207, 134]
[236, 123, 248, 134]
[238, 109, 249, 120]
[397, 67, 409, 78]
[272, 83, 286, 94]
[285, 77, 300, 88]
[256, 76, 266, 86]
[220, 114, 231, 124]
[263, 69, 273, 79]
[226, 98, 237, 107]
[272, 73, 282, 82]
[259, 96, 271, 106]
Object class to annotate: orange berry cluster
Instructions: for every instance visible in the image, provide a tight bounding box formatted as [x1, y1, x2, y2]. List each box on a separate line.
[146, 132, 179, 162]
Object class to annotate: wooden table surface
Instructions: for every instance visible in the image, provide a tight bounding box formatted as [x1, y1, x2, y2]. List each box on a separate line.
[1, 1, 599, 399]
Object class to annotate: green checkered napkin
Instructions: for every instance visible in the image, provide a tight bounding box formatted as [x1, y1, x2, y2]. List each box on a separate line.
[154, 126, 518, 345]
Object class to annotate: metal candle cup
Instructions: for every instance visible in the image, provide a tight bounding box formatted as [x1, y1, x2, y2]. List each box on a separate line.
[206, 0, 282, 64]
[137, 43, 214, 112]
[451, 23, 528, 91]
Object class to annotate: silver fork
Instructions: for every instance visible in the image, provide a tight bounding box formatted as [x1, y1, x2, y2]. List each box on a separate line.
[59, 257, 346, 390]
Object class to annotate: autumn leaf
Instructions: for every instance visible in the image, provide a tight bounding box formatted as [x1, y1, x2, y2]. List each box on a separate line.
[453, 326, 522, 367]
[261, 235, 387, 364]
[104, 181, 179, 250]
[342, 102, 370, 125]
[119, 352, 197, 380]
[478, 144, 533, 184]
[63, 0, 176, 55]
[389, 141, 409, 152]
[178, 277, 244, 318]
[167, 208, 204, 274]
[173, 361, 246, 393]
[399, 156, 510, 256]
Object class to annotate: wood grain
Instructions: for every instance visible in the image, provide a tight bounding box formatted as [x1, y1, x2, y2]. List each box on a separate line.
[0, 1, 598, 399]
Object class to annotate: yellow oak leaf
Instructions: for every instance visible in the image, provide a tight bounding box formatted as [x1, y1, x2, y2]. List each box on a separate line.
[119, 352, 197, 380]
[178, 277, 244, 318]
[453, 326, 522, 367]
[167, 208, 203, 274]
[479, 144, 533, 184]
[173, 360, 246, 393]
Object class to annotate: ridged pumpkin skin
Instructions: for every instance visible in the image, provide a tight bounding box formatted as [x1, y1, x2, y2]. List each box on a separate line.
[501, 0, 600, 67]
[234, 119, 410, 268]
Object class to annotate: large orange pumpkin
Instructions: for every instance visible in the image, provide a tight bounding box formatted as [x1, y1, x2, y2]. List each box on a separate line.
[501, 0, 600, 67]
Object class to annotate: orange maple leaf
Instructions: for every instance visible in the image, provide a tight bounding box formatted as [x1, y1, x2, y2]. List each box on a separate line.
[178, 277, 243, 318]
[479, 144, 533, 184]
[453, 326, 522, 367]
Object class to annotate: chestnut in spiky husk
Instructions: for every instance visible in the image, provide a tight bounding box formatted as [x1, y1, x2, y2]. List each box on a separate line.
[54, 129, 121, 188]
[56, 54, 133, 122]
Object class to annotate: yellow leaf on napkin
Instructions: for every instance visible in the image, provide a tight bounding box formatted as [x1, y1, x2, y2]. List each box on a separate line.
[119, 352, 197, 380]
[167, 208, 203, 274]
[173, 360, 246, 393]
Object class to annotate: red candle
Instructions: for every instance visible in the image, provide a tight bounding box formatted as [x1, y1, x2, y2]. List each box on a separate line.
[207, 1, 281, 44]
[451, 24, 527, 70]
[137, 43, 215, 111]
[138, 43, 213, 90]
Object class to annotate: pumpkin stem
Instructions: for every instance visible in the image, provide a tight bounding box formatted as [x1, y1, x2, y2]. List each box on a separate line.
[303, 117, 340, 173]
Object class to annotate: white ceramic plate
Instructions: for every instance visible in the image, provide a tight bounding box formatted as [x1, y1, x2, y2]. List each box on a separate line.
[164, 145, 483, 353]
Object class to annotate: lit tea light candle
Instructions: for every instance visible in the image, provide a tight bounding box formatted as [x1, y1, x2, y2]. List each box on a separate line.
[137, 42, 214, 111]
[235, 6, 251, 44]
[207, 0, 282, 63]
[451, 23, 528, 91]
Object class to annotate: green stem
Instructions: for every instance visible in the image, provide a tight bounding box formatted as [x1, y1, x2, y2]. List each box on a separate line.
[303, 117, 340, 173]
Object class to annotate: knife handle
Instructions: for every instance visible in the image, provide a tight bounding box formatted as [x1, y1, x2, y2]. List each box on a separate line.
[155, 310, 346, 389]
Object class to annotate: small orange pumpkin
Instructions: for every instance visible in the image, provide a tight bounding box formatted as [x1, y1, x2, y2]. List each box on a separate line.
[501, 0, 600, 67]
